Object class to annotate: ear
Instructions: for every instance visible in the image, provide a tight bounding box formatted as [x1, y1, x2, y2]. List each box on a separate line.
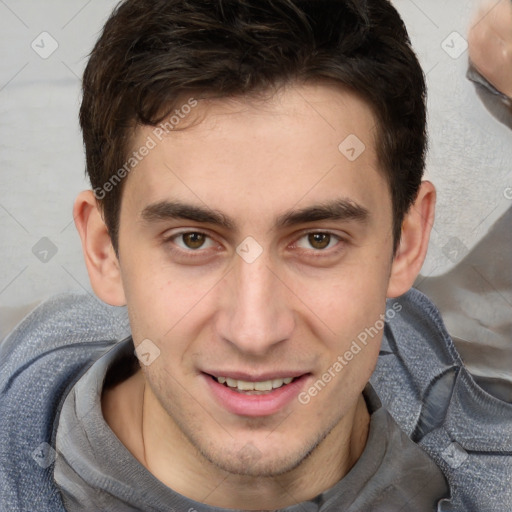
[387, 181, 436, 298]
[73, 190, 126, 306]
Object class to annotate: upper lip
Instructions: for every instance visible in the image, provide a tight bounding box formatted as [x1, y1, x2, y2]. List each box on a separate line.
[203, 371, 309, 382]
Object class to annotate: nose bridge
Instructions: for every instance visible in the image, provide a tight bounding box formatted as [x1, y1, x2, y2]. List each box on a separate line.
[221, 253, 294, 355]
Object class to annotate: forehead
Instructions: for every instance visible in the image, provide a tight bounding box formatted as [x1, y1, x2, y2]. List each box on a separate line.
[121, 82, 389, 225]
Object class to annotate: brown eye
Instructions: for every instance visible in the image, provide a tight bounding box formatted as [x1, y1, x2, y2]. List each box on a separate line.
[182, 232, 207, 249]
[307, 233, 331, 249]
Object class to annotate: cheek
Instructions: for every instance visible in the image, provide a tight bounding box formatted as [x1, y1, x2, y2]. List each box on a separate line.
[293, 256, 390, 338]
[119, 253, 207, 342]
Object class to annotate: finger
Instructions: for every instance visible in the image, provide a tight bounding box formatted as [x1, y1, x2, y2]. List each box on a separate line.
[486, 0, 512, 41]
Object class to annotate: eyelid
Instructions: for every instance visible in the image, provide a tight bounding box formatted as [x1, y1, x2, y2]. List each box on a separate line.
[163, 227, 211, 239]
[161, 227, 348, 258]
[162, 228, 220, 251]
[289, 229, 348, 253]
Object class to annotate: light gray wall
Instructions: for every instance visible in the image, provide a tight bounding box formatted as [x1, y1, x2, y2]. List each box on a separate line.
[1, 0, 511, 309]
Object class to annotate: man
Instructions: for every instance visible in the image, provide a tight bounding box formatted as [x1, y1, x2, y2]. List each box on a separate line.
[1, 0, 510, 511]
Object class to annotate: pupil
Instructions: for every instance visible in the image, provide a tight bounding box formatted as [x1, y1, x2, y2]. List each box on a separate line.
[309, 233, 330, 249]
[184, 233, 205, 249]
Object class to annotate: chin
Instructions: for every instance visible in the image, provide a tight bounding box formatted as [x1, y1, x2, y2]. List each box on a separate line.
[195, 434, 322, 478]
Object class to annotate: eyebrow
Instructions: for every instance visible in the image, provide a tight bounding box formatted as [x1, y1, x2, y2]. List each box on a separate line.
[275, 199, 370, 228]
[140, 198, 369, 230]
[141, 201, 236, 230]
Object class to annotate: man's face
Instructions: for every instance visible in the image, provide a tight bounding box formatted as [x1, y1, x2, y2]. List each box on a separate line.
[116, 83, 394, 476]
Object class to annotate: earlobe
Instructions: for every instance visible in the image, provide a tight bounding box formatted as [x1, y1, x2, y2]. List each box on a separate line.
[73, 190, 126, 306]
[386, 181, 436, 298]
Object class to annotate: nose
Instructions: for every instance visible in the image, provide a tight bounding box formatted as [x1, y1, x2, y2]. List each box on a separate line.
[215, 251, 296, 357]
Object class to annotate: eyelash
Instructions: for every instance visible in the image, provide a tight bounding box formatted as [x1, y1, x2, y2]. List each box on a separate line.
[163, 229, 346, 258]
[292, 232, 342, 252]
[162, 230, 221, 261]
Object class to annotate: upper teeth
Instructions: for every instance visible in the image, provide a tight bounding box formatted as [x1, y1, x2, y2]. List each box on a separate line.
[216, 376, 294, 391]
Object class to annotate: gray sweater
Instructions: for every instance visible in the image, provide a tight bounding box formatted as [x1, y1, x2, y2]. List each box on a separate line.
[52, 338, 447, 511]
[1, 288, 511, 511]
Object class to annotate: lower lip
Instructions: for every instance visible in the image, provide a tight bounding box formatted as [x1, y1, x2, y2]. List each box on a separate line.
[203, 374, 309, 417]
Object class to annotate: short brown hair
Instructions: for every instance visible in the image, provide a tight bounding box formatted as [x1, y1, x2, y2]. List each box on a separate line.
[80, 0, 427, 254]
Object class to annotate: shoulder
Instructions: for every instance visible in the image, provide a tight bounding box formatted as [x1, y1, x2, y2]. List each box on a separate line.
[372, 288, 512, 512]
[0, 293, 130, 511]
[1, 293, 129, 368]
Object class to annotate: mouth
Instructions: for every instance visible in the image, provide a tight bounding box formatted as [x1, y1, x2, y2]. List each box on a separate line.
[208, 374, 298, 395]
[202, 371, 310, 417]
